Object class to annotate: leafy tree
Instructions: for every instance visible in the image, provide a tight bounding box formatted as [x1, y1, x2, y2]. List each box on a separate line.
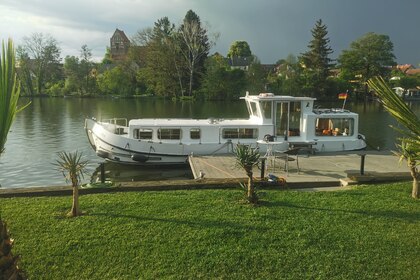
[18, 33, 61, 95]
[80, 44, 95, 94]
[200, 53, 247, 100]
[55, 151, 89, 217]
[0, 38, 28, 280]
[142, 17, 181, 97]
[300, 19, 334, 98]
[15, 47, 34, 96]
[338, 32, 396, 96]
[227, 41, 252, 59]
[97, 65, 135, 96]
[178, 10, 212, 97]
[234, 144, 261, 204]
[368, 76, 419, 198]
[246, 57, 267, 93]
[63, 55, 82, 94]
[102, 47, 113, 65]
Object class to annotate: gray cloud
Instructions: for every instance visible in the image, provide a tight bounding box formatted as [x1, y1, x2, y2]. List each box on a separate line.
[0, 0, 418, 64]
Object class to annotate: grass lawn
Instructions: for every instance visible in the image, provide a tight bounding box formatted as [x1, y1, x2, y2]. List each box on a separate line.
[1, 182, 419, 279]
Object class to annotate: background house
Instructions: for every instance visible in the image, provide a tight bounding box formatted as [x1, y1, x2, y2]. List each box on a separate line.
[110, 28, 130, 62]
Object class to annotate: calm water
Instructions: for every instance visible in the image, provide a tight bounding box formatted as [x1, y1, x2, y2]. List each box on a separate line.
[0, 97, 418, 188]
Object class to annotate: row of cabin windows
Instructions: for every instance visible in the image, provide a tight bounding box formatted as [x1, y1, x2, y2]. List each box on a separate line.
[132, 128, 259, 140]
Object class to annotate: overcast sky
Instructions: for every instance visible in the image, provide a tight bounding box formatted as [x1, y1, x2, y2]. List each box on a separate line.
[1, 0, 419, 65]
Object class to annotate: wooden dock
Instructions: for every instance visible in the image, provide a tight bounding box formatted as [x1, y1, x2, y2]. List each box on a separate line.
[0, 151, 412, 198]
[188, 151, 411, 185]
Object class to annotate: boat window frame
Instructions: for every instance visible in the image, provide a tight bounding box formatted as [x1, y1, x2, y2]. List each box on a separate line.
[249, 101, 260, 118]
[221, 128, 259, 139]
[133, 128, 153, 140]
[190, 128, 201, 140]
[158, 128, 182, 140]
[315, 117, 354, 137]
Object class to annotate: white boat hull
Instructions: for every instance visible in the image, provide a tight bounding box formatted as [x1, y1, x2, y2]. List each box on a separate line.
[84, 93, 367, 165]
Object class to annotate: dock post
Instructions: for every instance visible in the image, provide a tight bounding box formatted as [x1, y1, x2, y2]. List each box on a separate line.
[261, 158, 266, 179]
[359, 153, 366, 175]
[100, 163, 105, 183]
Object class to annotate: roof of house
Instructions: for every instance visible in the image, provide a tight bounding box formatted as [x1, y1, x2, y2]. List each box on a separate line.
[112, 28, 130, 43]
[396, 64, 415, 73]
[406, 68, 420, 75]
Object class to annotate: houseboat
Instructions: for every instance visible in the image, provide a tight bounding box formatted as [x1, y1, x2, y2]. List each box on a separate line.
[85, 92, 366, 165]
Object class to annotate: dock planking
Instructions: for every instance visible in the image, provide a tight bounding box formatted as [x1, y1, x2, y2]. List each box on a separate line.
[188, 151, 411, 184]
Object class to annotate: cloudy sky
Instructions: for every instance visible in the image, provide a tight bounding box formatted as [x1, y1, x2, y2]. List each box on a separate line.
[1, 0, 419, 65]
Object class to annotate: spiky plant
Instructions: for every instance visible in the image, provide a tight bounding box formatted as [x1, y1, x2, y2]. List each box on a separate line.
[0, 39, 29, 280]
[234, 144, 260, 204]
[55, 151, 89, 217]
[368, 76, 419, 198]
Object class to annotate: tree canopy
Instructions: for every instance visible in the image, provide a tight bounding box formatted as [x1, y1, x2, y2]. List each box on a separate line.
[227, 41, 252, 59]
[300, 19, 334, 98]
[338, 32, 396, 93]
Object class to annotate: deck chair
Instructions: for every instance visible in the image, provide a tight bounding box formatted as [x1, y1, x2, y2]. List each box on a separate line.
[275, 147, 301, 174]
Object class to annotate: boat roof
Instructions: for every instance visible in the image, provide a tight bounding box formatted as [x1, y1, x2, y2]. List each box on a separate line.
[128, 118, 258, 127]
[242, 92, 316, 102]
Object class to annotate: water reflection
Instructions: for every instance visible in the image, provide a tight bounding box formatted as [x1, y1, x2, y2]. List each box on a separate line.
[91, 162, 193, 184]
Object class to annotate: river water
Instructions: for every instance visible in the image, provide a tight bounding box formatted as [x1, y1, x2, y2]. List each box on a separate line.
[0, 97, 418, 188]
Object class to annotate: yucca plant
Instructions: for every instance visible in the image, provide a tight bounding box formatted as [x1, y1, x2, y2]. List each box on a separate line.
[0, 38, 28, 280]
[55, 151, 89, 217]
[0, 39, 29, 154]
[0, 216, 26, 279]
[234, 144, 260, 204]
[368, 76, 419, 198]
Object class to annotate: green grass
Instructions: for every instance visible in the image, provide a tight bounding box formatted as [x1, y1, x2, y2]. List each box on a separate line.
[1, 182, 419, 279]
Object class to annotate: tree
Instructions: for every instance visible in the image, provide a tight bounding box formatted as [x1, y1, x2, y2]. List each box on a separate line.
[19, 33, 61, 95]
[300, 19, 334, 98]
[0, 38, 28, 280]
[178, 10, 212, 97]
[367, 76, 419, 198]
[55, 151, 89, 217]
[338, 32, 396, 96]
[246, 57, 267, 93]
[142, 17, 181, 97]
[267, 54, 302, 95]
[79, 44, 94, 94]
[200, 53, 247, 100]
[97, 65, 134, 96]
[234, 144, 261, 204]
[227, 41, 252, 59]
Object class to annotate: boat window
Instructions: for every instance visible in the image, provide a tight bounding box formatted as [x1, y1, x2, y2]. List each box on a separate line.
[250, 102, 260, 118]
[275, 102, 289, 137]
[190, 128, 201, 139]
[133, 128, 153, 140]
[289, 102, 301, 136]
[260, 101, 272, 119]
[222, 128, 258, 139]
[158, 128, 182, 140]
[315, 118, 354, 136]
[239, 128, 258, 138]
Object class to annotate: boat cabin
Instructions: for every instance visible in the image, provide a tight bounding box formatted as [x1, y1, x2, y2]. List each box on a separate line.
[243, 92, 360, 144]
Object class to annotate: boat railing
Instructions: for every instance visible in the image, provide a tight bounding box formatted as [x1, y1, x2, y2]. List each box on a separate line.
[102, 118, 128, 127]
[102, 118, 128, 135]
[313, 108, 350, 114]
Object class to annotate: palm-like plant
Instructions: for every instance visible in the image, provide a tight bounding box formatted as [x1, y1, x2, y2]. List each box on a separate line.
[55, 151, 89, 217]
[0, 39, 28, 280]
[234, 144, 260, 204]
[367, 76, 420, 198]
